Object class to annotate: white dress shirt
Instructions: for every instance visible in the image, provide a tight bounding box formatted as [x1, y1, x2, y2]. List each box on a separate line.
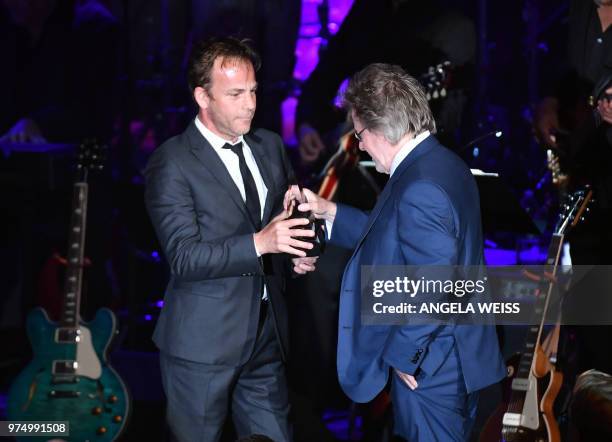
[194, 117, 268, 216]
[194, 117, 269, 299]
[389, 131, 430, 176]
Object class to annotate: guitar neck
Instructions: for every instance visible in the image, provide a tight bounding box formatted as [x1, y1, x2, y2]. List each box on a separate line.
[515, 234, 564, 379]
[60, 182, 88, 328]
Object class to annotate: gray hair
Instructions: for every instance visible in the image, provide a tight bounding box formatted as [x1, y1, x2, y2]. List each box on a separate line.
[342, 63, 436, 144]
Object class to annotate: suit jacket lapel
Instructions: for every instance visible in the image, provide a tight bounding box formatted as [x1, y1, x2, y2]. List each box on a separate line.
[186, 122, 255, 227]
[245, 133, 276, 226]
[352, 136, 437, 253]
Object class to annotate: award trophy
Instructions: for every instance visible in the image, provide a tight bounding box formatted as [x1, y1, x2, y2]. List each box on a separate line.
[288, 187, 326, 257]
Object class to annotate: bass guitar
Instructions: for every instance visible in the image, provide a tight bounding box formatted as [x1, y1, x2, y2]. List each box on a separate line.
[7, 140, 130, 441]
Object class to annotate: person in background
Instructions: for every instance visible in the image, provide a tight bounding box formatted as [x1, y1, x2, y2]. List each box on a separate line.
[0, 0, 119, 144]
[0, 0, 120, 320]
[295, 0, 476, 170]
[533, 0, 612, 376]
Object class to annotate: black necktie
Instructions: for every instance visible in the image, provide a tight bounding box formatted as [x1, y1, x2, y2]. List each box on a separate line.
[222, 141, 262, 230]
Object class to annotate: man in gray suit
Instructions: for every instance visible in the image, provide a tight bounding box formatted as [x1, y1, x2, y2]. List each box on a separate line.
[145, 37, 316, 442]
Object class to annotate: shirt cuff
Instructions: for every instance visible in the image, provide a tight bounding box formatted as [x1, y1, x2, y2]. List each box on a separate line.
[325, 219, 334, 240]
[253, 235, 262, 257]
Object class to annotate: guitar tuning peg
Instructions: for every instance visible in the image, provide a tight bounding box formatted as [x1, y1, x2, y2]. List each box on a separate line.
[426, 93, 431, 100]
[586, 207, 590, 212]
[440, 88, 447, 97]
[580, 216, 585, 221]
[433, 90, 439, 99]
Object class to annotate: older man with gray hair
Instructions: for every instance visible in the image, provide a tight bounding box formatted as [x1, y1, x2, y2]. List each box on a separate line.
[298, 63, 505, 440]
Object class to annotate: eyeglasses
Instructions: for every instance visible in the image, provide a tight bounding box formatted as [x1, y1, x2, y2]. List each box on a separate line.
[354, 127, 367, 142]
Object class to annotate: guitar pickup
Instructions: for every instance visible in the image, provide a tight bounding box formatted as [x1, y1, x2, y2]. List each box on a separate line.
[52, 375, 79, 384]
[49, 390, 81, 398]
[511, 377, 530, 391]
[53, 360, 78, 375]
[55, 327, 81, 343]
[502, 412, 521, 427]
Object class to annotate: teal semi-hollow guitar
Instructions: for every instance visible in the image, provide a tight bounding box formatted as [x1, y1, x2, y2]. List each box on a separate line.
[7, 141, 130, 441]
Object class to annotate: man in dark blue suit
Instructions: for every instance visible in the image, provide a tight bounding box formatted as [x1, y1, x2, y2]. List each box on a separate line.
[299, 63, 506, 441]
[145, 38, 317, 442]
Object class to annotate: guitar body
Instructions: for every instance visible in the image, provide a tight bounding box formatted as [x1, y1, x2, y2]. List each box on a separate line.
[479, 354, 520, 442]
[500, 372, 559, 442]
[7, 307, 130, 442]
[540, 368, 563, 442]
[480, 353, 561, 442]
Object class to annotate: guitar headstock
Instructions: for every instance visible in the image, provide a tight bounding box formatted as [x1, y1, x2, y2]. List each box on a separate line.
[77, 138, 106, 174]
[419, 61, 452, 101]
[555, 188, 593, 235]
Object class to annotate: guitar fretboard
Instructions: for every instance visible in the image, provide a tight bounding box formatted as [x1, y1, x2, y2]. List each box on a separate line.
[60, 183, 88, 328]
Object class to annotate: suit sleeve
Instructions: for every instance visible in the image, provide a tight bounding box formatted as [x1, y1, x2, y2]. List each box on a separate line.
[144, 146, 263, 281]
[382, 180, 458, 375]
[329, 203, 369, 249]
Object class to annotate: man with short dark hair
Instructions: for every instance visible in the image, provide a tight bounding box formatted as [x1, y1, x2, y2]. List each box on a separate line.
[145, 37, 316, 442]
[299, 63, 506, 441]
